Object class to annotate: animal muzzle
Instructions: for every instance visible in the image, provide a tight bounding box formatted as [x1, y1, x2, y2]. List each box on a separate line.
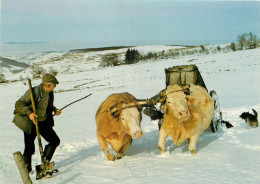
[132, 130, 144, 139]
[177, 110, 190, 120]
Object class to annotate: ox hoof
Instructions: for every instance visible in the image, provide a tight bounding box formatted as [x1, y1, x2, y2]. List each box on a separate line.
[160, 151, 165, 154]
[190, 149, 196, 155]
[107, 155, 116, 161]
[158, 147, 165, 154]
[117, 153, 124, 159]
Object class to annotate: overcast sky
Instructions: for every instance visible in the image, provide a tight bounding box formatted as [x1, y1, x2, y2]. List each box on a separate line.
[1, 0, 260, 46]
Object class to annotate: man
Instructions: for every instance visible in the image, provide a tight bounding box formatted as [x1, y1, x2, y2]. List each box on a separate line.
[13, 74, 62, 173]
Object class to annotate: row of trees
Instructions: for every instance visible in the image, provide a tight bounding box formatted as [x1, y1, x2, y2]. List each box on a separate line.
[99, 42, 242, 68]
[32, 66, 58, 79]
[99, 49, 142, 67]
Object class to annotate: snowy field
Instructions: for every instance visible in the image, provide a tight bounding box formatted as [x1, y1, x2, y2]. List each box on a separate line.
[0, 46, 260, 184]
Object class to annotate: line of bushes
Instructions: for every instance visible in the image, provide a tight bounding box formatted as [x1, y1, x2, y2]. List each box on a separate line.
[98, 44, 236, 68]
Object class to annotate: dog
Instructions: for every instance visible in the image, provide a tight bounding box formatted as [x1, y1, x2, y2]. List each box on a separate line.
[239, 109, 258, 127]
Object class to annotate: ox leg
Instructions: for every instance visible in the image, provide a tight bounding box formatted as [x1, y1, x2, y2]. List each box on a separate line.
[158, 129, 168, 154]
[188, 134, 199, 155]
[97, 135, 115, 161]
[117, 135, 132, 159]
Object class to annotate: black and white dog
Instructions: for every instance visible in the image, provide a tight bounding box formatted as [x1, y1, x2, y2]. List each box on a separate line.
[239, 109, 258, 127]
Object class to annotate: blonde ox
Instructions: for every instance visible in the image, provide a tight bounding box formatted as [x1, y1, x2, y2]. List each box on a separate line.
[95, 93, 143, 161]
[158, 84, 214, 155]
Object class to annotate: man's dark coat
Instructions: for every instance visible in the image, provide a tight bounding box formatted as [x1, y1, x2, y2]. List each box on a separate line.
[13, 84, 56, 134]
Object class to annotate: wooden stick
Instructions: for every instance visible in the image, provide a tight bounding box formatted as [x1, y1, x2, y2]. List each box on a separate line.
[28, 79, 44, 160]
[60, 93, 92, 111]
[52, 93, 92, 117]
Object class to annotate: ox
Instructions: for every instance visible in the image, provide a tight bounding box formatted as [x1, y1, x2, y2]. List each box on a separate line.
[158, 84, 214, 155]
[96, 92, 146, 161]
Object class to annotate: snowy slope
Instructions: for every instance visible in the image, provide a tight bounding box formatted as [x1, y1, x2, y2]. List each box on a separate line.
[0, 47, 260, 184]
[4, 45, 186, 81]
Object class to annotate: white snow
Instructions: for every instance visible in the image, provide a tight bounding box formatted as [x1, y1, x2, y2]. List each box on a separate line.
[0, 46, 260, 184]
[134, 45, 186, 55]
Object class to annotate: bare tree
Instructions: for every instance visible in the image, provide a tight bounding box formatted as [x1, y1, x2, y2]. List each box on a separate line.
[230, 42, 236, 51]
[99, 53, 121, 67]
[247, 32, 258, 49]
[217, 45, 221, 52]
[32, 65, 46, 79]
[0, 72, 6, 83]
[237, 33, 247, 50]
[200, 45, 205, 52]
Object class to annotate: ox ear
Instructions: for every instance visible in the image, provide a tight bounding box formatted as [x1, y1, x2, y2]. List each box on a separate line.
[187, 95, 198, 105]
[161, 103, 168, 115]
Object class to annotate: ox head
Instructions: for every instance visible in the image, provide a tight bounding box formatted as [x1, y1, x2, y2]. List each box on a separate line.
[109, 102, 144, 139]
[163, 85, 198, 121]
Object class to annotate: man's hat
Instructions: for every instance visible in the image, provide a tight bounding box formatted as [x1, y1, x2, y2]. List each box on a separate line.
[42, 74, 59, 84]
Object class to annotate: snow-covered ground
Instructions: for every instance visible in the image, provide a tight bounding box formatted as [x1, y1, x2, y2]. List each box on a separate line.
[0, 46, 260, 184]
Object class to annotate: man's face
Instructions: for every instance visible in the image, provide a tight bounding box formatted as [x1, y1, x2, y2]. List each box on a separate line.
[44, 83, 56, 92]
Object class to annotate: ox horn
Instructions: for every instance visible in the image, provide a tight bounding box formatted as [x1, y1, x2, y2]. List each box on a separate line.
[109, 104, 120, 118]
[136, 99, 149, 106]
[109, 103, 118, 112]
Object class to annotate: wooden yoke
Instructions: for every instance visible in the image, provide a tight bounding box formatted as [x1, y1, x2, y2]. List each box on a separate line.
[28, 79, 44, 161]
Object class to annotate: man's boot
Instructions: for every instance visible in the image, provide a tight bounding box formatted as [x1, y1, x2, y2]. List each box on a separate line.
[43, 145, 56, 162]
[23, 155, 32, 173]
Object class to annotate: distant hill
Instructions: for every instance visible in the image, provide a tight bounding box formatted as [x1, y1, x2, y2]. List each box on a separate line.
[0, 57, 30, 73]
[69, 46, 132, 53]
[0, 57, 30, 68]
[5, 41, 47, 44]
